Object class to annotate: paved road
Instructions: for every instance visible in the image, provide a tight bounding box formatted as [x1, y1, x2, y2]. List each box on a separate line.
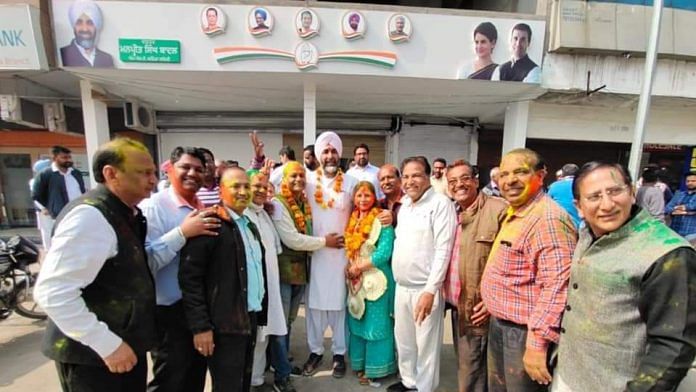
[0, 308, 460, 391]
[2, 308, 695, 391]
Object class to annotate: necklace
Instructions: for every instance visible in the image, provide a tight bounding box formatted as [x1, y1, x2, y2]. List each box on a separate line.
[280, 182, 311, 233]
[314, 168, 344, 209]
[345, 207, 381, 262]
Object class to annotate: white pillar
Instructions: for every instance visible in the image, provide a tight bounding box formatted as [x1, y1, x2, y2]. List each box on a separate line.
[80, 79, 110, 188]
[303, 82, 316, 147]
[469, 128, 479, 165]
[627, 0, 663, 181]
[502, 101, 529, 155]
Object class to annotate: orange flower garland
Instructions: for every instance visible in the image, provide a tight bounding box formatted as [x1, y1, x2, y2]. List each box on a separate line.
[344, 207, 381, 262]
[314, 168, 344, 209]
[280, 182, 312, 234]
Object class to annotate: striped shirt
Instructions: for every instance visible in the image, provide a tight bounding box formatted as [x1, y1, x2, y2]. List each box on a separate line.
[196, 185, 220, 208]
[481, 191, 577, 350]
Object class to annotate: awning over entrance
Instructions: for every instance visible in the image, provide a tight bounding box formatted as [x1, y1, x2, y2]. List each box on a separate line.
[70, 68, 545, 125]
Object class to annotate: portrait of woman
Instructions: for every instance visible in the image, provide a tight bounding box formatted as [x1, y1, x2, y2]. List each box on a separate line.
[296, 8, 319, 39]
[458, 22, 499, 80]
[344, 181, 396, 386]
[201, 5, 226, 36]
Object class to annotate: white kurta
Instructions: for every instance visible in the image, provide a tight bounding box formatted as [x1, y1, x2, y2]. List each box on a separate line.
[245, 204, 287, 337]
[305, 170, 357, 311]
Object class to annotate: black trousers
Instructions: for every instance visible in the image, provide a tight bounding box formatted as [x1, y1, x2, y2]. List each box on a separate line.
[208, 312, 258, 392]
[147, 301, 207, 392]
[56, 356, 147, 392]
[487, 316, 547, 392]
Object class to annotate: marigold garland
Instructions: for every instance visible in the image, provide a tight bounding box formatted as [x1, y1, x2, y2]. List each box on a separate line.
[280, 182, 311, 234]
[314, 168, 344, 209]
[345, 207, 381, 262]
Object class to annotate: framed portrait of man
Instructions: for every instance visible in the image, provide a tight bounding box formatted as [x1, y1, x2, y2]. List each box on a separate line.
[342, 10, 366, 40]
[201, 5, 226, 36]
[388, 14, 412, 43]
[248, 7, 273, 37]
[296, 8, 320, 39]
[60, 0, 114, 67]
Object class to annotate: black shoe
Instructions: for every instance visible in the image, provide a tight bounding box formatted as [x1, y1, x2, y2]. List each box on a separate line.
[289, 366, 302, 377]
[273, 378, 297, 392]
[386, 381, 417, 392]
[332, 354, 346, 379]
[302, 353, 323, 376]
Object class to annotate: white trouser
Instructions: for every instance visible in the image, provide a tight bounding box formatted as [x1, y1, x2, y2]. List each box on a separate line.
[251, 329, 268, 387]
[37, 213, 54, 251]
[306, 308, 346, 356]
[394, 284, 444, 392]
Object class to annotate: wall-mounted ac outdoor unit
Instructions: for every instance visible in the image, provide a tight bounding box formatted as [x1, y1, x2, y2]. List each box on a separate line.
[44, 102, 67, 132]
[123, 99, 156, 134]
[0, 94, 45, 128]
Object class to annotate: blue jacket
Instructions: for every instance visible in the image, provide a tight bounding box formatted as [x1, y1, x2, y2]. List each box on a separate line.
[32, 167, 86, 219]
[548, 178, 581, 228]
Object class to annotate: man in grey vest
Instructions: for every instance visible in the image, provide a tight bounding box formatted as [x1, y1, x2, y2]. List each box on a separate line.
[35, 138, 158, 391]
[553, 161, 696, 392]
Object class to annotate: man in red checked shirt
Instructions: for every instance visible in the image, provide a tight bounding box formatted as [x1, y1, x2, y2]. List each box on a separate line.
[480, 148, 577, 392]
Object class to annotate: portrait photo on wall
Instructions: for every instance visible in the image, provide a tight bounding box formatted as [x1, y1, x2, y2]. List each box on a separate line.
[491, 22, 540, 83]
[294, 42, 319, 70]
[249, 7, 273, 36]
[296, 8, 320, 39]
[457, 21, 499, 80]
[342, 10, 366, 40]
[201, 5, 226, 36]
[388, 14, 412, 43]
[60, 0, 114, 68]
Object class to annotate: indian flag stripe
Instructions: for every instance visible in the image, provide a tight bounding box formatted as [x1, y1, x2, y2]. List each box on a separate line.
[214, 47, 293, 64]
[319, 51, 397, 68]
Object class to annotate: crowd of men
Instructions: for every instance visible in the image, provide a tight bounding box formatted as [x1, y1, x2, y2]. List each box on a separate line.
[31, 135, 695, 392]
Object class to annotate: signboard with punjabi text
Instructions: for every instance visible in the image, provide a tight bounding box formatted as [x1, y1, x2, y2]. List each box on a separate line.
[118, 39, 181, 63]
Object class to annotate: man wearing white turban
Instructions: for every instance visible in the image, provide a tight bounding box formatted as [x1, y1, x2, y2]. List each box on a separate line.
[61, 0, 114, 67]
[300, 131, 356, 378]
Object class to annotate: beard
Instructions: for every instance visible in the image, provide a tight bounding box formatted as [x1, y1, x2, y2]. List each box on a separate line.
[59, 161, 74, 169]
[323, 164, 338, 175]
[75, 31, 96, 49]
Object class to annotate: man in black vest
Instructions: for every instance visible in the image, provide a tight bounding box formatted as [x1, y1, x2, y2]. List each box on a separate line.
[492, 23, 540, 83]
[31, 145, 86, 249]
[35, 138, 158, 392]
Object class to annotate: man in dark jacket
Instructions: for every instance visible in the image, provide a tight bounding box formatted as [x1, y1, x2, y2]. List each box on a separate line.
[35, 138, 158, 391]
[31, 145, 86, 249]
[179, 166, 268, 392]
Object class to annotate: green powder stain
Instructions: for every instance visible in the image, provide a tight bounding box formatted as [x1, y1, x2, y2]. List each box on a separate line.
[54, 338, 68, 351]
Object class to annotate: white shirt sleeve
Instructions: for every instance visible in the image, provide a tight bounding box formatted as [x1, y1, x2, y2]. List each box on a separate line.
[271, 199, 326, 251]
[491, 65, 501, 81]
[34, 205, 122, 359]
[424, 198, 457, 294]
[523, 66, 541, 83]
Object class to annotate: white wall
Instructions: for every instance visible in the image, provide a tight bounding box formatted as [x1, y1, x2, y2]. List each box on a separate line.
[542, 54, 696, 99]
[527, 102, 696, 145]
[51, 0, 544, 79]
[396, 124, 473, 165]
[159, 131, 283, 168]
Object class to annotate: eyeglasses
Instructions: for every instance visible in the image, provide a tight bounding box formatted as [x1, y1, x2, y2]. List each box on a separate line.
[581, 185, 630, 204]
[448, 175, 474, 186]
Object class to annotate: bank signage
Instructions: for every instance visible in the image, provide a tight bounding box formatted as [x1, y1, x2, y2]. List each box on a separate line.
[118, 39, 181, 63]
[0, 5, 48, 70]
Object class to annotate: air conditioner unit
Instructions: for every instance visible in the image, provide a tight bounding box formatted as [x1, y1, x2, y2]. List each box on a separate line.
[0, 95, 45, 128]
[123, 99, 156, 134]
[44, 102, 67, 132]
